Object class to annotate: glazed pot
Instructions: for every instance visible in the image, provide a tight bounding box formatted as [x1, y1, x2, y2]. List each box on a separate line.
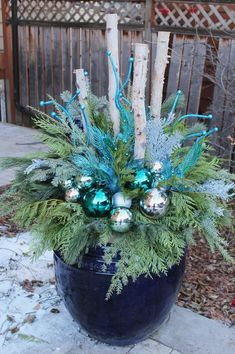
[54, 247, 186, 346]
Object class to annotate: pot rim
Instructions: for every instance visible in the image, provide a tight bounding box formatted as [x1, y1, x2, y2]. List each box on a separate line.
[54, 250, 118, 276]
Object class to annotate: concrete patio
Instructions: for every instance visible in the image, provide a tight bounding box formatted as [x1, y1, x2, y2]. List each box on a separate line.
[0, 123, 235, 354]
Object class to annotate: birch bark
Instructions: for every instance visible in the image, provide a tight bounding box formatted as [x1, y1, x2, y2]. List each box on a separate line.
[105, 13, 120, 137]
[133, 43, 149, 160]
[74, 68, 89, 133]
[151, 32, 170, 121]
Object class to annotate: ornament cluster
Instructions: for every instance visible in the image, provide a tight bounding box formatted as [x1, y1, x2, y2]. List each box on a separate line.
[62, 160, 169, 234]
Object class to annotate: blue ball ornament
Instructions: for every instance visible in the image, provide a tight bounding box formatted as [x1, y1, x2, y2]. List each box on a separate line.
[129, 169, 153, 191]
[83, 188, 112, 217]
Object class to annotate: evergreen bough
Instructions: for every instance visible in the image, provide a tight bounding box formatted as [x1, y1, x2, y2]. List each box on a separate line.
[0, 91, 234, 299]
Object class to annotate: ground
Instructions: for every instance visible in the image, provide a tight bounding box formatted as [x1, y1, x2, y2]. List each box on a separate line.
[178, 228, 235, 326]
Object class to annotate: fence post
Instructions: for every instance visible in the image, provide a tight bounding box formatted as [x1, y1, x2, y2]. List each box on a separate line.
[144, 0, 153, 104]
[2, 0, 16, 123]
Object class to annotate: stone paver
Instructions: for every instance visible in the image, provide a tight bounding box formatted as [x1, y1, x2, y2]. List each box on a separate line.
[128, 338, 173, 354]
[0, 123, 46, 186]
[52, 342, 131, 354]
[151, 306, 235, 354]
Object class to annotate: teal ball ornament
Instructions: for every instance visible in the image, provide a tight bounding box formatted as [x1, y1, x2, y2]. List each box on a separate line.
[65, 187, 81, 202]
[110, 207, 132, 233]
[61, 178, 74, 190]
[76, 175, 93, 190]
[83, 188, 112, 216]
[140, 188, 169, 218]
[130, 169, 153, 191]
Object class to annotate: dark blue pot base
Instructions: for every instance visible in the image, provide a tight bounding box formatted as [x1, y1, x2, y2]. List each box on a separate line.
[54, 248, 186, 346]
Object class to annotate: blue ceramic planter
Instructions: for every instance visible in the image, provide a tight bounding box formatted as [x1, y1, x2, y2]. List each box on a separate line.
[54, 247, 185, 346]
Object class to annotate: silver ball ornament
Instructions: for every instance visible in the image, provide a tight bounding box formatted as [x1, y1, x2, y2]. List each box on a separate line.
[61, 178, 74, 190]
[150, 161, 163, 178]
[75, 175, 93, 190]
[112, 192, 132, 209]
[140, 188, 169, 218]
[110, 208, 133, 233]
[65, 187, 81, 202]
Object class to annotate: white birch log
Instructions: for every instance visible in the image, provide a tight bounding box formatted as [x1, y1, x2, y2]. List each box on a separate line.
[133, 43, 149, 160]
[105, 13, 120, 137]
[151, 32, 170, 121]
[74, 68, 88, 105]
[74, 68, 89, 133]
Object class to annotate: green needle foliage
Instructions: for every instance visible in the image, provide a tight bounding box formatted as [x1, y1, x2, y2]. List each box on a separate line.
[0, 91, 234, 299]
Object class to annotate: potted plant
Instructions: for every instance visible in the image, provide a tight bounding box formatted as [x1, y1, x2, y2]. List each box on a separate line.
[0, 22, 234, 345]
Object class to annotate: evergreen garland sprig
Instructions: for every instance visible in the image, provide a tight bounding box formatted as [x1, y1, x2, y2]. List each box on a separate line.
[0, 89, 234, 299]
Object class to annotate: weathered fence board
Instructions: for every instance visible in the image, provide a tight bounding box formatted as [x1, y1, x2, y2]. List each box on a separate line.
[90, 30, 98, 95]
[99, 30, 108, 97]
[211, 38, 235, 168]
[166, 35, 184, 96]
[37, 26, 44, 105]
[71, 28, 80, 90]
[43, 27, 53, 98]
[52, 27, 62, 96]
[178, 36, 195, 113]
[187, 38, 207, 114]
[211, 39, 232, 148]
[62, 28, 71, 92]
[28, 26, 37, 107]
[18, 25, 28, 108]
[81, 28, 91, 78]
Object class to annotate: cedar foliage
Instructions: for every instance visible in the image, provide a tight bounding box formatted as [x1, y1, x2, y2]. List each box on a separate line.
[0, 91, 234, 299]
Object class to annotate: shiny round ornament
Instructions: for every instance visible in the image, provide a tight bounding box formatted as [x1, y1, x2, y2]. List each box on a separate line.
[150, 161, 163, 178]
[83, 188, 112, 217]
[140, 188, 169, 218]
[76, 175, 93, 190]
[61, 178, 74, 190]
[110, 207, 133, 233]
[129, 169, 153, 191]
[112, 192, 132, 209]
[65, 187, 81, 202]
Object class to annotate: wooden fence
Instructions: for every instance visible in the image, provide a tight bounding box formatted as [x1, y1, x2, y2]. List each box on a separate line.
[3, 0, 235, 170]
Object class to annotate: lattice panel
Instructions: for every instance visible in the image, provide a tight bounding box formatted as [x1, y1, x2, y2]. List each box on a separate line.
[154, 1, 235, 33]
[16, 0, 145, 26]
[5, 0, 12, 19]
